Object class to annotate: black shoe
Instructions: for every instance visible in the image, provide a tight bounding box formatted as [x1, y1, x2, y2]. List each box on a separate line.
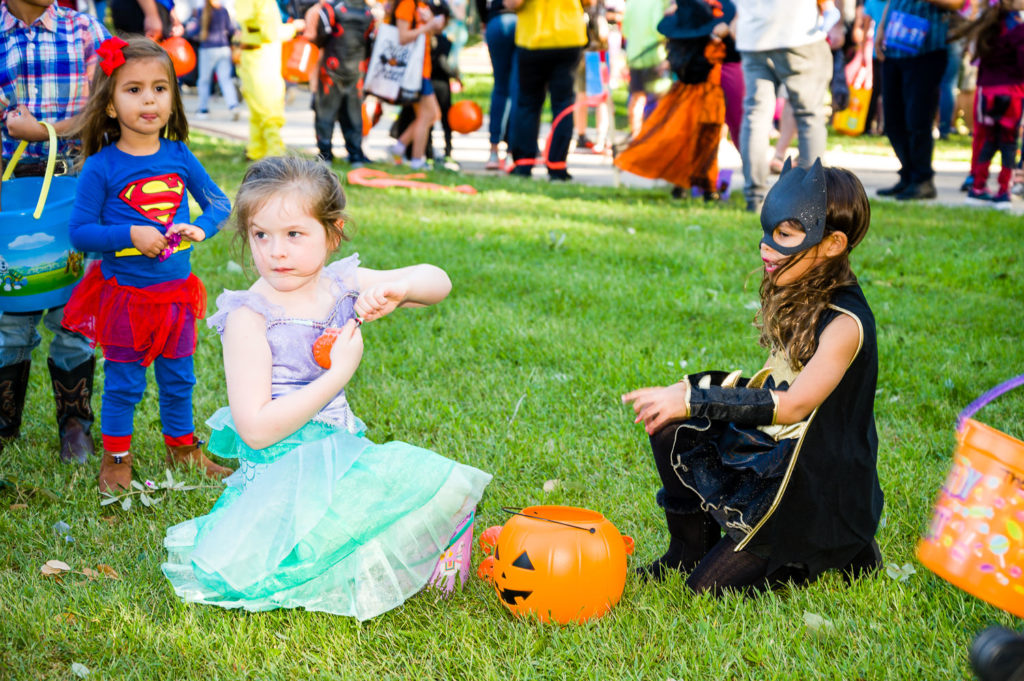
[671, 185, 686, 200]
[961, 174, 975, 193]
[509, 166, 532, 178]
[49, 357, 95, 464]
[877, 180, 910, 197]
[548, 170, 572, 182]
[745, 198, 763, 213]
[896, 180, 937, 201]
[970, 627, 1024, 681]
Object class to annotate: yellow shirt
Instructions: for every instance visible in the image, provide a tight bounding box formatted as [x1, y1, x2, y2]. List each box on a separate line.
[235, 0, 297, 46]
[514, 0, 587, 50]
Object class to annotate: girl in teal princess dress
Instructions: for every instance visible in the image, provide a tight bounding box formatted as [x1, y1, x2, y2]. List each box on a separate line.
[162, 156, 491, 620]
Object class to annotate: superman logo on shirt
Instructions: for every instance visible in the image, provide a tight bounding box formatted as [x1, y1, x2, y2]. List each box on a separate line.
[118, 173, 185, 225]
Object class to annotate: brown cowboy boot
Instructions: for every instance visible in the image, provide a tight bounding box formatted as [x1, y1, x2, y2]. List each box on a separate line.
[98, 450, 133, 493]
[0, 360, 31, 453]
[48, 357, 96, 464]
[165, 441, 233, 479]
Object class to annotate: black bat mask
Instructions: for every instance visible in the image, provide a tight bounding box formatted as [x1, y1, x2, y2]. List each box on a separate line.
[760, 158, 828, 256]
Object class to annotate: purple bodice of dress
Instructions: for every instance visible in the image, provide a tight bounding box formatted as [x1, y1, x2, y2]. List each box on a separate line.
[207, 255, 361, 429]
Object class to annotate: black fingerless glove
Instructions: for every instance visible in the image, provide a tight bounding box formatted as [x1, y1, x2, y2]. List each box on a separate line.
[688, 385, 776, 426]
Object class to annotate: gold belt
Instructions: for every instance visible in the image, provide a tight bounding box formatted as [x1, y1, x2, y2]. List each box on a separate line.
[114, 241, 192, 258]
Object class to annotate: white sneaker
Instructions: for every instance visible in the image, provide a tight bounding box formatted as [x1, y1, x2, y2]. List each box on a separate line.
[388, 142, 406, 164]
[194, 110, 210, 120]
[407, 157, 428, 170]
[229, 106, 240, 121]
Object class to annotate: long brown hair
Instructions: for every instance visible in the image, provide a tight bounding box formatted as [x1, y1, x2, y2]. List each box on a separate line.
[199, 0, 216, 43]
[949, 0, 1013, 64]
[75, 37, 189, 162]
[233, 156, 351, 261]
[756, 167, 870, 369]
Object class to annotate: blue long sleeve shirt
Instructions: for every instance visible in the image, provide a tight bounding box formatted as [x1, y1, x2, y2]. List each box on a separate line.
[69, 139, 230, 288]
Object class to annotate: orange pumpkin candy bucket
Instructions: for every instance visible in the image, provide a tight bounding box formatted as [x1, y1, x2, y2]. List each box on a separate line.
[477, 505, 634, 624]
[918, 375, 1024, 616]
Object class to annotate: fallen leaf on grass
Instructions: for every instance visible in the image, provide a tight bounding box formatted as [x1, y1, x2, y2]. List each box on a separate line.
[41, 560, 72, 576]
[885, 562, 916, 582]
[81, 567, 98, 579]
[802, 611, 834, 633]
[95, 564, 120, 580]
[71, 662, 90, 677]
[9, 503, 27, 510]
[55, 612, 77, 625]
[542, 479, 560, 493]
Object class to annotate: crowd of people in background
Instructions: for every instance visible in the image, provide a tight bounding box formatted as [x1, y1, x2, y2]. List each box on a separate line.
[9, 0, 1020, 201]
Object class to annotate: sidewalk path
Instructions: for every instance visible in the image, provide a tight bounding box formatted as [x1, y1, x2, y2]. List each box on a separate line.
[185, 42, 1019, 214]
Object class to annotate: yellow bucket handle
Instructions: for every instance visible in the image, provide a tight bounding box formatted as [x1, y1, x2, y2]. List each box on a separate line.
[1, 120, 58, 219]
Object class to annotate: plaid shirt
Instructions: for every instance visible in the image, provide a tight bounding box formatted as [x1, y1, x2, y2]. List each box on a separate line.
[0, 2, 109, 161]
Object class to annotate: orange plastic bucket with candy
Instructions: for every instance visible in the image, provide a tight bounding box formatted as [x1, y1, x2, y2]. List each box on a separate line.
[918, 375, 1024, 617]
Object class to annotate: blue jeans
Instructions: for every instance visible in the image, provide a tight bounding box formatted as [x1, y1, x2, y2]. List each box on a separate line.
[102, 355, 195, 438]
[0, 307, 94, 371]
[197, 45, 239, 112]
[938, 41, 962, 137]
[485, 13, 518, 146]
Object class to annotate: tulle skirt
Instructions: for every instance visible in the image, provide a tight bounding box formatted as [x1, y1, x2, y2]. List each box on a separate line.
[62, 263, 205, 366]
[162, 408, 492, 620]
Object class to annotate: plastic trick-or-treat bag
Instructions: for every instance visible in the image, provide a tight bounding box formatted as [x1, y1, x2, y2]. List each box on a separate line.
[918, 375, 1024, 617]
[0, 122, 84, 313]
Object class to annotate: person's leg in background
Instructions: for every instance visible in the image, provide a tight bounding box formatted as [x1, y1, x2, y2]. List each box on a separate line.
[509, 48, 549, 177]
[337, 81, 368, 164]
[212, 46, 240, 116]
[720, 60, 745, 152]
[880, 56, 911, 195]
[546, 47, 582, 180]
[314, 76, 342, 162]
[44, 307, 95, 464]
[739, 50, 780, 212]
[938, 41, 962, 140]
[485, 13, 518, 168]
[196, 46, 216, 115]
[239, 44, 286, 160]
[894, 48, 947, 200]
[778, 41, 831, 171]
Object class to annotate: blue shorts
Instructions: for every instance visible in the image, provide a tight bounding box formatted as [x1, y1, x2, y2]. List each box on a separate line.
[421, 78, 434, 97]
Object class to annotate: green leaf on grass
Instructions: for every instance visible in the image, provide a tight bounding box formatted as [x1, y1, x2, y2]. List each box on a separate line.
[121, 497, 132, 512]
[100, 496, 119, 506]
[71, 662, 89, 677]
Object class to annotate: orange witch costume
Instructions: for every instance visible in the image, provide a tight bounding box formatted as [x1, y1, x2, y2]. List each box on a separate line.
[614, 0, 734, 197]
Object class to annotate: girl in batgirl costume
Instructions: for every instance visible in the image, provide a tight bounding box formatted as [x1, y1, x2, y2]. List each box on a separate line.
[623, 159, 884, 594]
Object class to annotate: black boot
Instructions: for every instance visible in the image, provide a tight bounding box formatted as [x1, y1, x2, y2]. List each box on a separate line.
[970, 627, 1024, 681]
[636, 510, 721, 582]
[0, 360, 31, 451]
[48, 357, 96, 464]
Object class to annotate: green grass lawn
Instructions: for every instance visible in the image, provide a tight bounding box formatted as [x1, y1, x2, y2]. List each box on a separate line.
[2, 133, 1024, 680]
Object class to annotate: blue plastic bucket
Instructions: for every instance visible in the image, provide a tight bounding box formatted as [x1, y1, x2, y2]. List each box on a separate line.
[0, 126, 84, 313]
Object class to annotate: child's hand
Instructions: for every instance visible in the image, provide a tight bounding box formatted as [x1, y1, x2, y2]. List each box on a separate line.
[130, 224, 169, 258]
[327, 318, 364, 382]
[168, 223, 207, 243]
[6, 105, 44, 141]
[621, 383, 690, 435]
[355, 280, 410, 322]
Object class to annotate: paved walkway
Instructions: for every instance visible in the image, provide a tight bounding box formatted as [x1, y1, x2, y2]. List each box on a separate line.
[185, 42, 1020, 213]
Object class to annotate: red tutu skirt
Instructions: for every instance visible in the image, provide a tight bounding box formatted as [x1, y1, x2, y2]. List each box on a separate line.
[63, 263, 206, 366]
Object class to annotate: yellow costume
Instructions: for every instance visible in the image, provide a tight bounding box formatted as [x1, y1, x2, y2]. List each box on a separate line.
[235, 0, 299, 159]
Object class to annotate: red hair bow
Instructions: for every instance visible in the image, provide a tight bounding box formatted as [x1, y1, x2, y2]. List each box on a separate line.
[97, 36, 129, 76]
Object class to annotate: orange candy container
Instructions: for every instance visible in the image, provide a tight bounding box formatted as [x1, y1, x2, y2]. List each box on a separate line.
[477, 505, 634, 624]
[918, 376, 1024, 617]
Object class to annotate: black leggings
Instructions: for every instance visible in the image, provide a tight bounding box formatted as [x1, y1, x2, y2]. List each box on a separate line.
[650, 423, 810, 595]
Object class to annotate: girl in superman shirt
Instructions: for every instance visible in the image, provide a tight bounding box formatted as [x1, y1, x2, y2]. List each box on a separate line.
[63, 37, 232, 493]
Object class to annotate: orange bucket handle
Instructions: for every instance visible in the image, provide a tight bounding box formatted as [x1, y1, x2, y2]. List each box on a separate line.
[957, 374, 1024, 432]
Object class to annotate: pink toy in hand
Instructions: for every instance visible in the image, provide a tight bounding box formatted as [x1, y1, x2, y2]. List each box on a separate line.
[158, 232, 182, 262]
